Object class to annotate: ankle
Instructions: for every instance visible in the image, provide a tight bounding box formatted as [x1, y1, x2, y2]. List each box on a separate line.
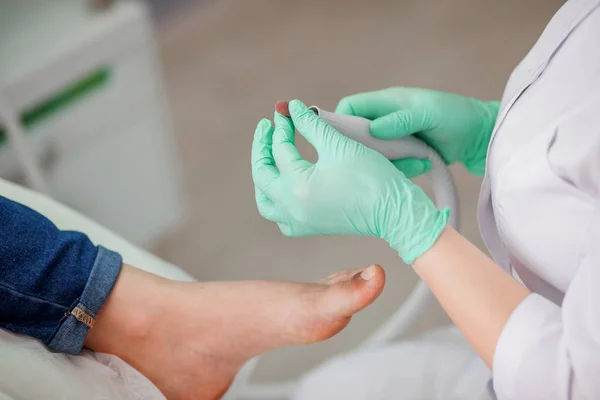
[84, 264, 162, 354]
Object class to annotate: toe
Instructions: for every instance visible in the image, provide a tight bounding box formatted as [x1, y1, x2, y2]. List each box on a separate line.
[319, 264, 385, 318]
[319, 268, 364, 285]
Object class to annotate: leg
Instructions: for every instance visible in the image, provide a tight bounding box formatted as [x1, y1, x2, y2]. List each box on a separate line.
[294, 326, 492, 400]
[0, 178, 386, 399]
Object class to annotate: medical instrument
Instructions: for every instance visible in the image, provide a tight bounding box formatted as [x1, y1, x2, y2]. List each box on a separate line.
[232, 103, 460, 399]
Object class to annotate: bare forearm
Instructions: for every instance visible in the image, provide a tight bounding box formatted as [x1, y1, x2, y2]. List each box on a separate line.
[413, 226, 530, 367]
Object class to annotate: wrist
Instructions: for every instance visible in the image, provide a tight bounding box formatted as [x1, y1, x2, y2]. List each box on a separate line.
[462, 100, 500, 176]
[384, 202, 450, 265]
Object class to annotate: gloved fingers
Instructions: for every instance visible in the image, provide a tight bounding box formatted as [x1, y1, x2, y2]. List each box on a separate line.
[255, 187, 287, 223]
[335, 90, 402, 119]
[370, 108, 437, 140]
[390, 158, 432, 178]
[277, 222, 294, 237]
[272, 111, 305, 171]
[288, 99, 347, 155]
[251, 119, 281, 199]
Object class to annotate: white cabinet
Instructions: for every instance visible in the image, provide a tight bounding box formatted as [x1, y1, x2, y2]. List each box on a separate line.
[0, 0, 184, 246]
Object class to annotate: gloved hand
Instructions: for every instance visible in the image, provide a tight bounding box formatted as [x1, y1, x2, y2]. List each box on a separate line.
[251, 100, 449, 264]
[336, 88, 500, 176]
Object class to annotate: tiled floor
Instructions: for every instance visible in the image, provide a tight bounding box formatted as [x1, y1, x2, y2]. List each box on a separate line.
[153, 0, 563, 382]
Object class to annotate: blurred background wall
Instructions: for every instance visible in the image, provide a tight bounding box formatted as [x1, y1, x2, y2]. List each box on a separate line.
[0, 0, 564, 383]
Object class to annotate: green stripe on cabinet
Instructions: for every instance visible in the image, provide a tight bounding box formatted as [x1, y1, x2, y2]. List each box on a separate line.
[0, 67, 111, 144]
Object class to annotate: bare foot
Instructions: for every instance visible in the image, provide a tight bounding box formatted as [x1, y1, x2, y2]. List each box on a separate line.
[85, 264, 385, 399]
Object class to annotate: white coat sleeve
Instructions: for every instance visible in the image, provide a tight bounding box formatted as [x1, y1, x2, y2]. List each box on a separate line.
[492, 106, 600, 400]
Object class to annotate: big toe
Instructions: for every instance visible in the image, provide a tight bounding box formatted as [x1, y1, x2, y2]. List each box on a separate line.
[294, 265, 385, 344]
[318, 265, 386, 321]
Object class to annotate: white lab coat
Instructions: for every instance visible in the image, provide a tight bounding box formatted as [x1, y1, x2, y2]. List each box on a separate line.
[480, 0, 600, 398]
[296, 0, 600, 399]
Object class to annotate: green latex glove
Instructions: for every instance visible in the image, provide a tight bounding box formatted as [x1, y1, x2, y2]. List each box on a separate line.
[251, 100, 449, 264]
[336, 88, 500, 176]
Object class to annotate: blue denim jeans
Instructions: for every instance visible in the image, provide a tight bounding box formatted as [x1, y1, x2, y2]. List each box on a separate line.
[0, 195, 122, 355]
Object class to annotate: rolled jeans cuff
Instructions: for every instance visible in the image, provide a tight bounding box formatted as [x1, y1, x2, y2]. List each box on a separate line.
[47, 246, 122, 354]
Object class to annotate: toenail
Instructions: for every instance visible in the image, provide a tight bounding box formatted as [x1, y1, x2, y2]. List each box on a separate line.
[360, 265, 375, 281]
